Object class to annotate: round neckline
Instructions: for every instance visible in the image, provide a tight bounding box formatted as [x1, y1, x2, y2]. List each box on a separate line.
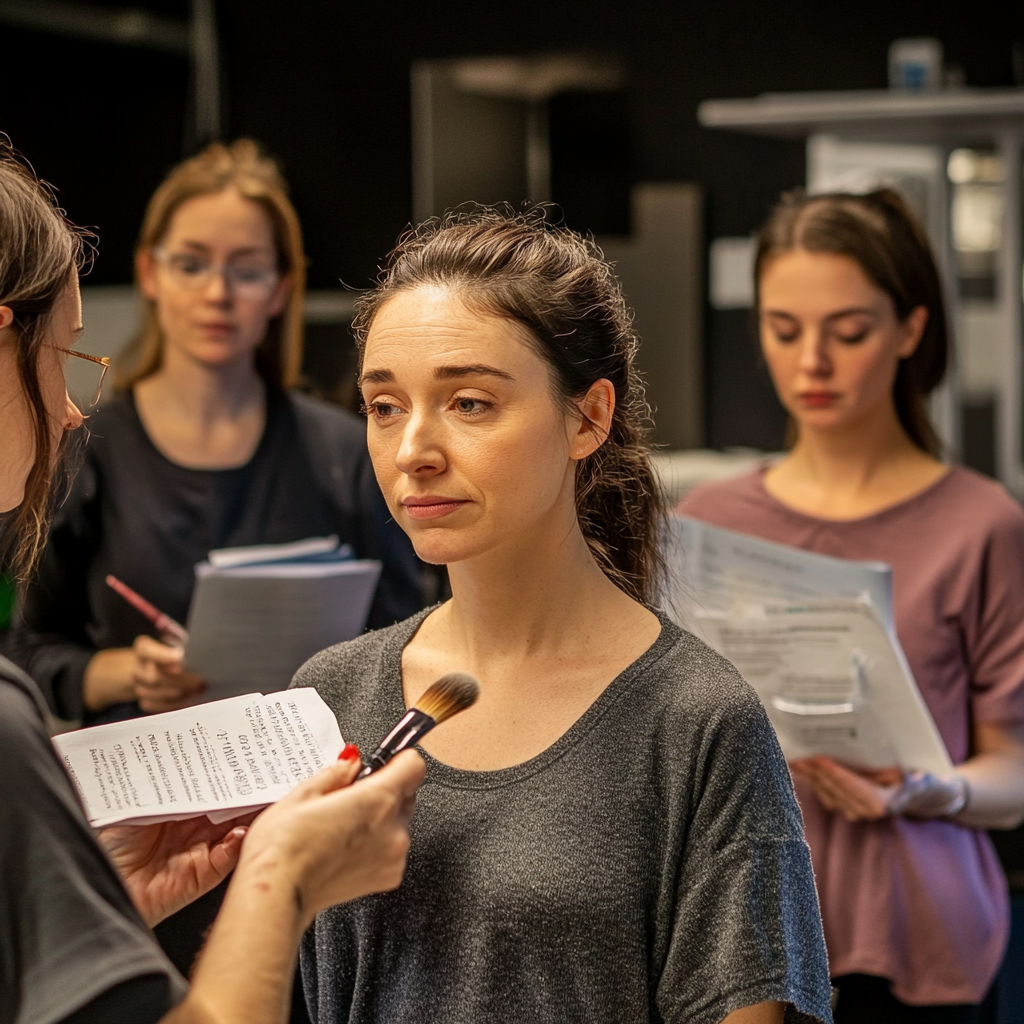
[753, 461, 957, 527]
[379, 607, 680, 790]
[126, 386, 275, 475]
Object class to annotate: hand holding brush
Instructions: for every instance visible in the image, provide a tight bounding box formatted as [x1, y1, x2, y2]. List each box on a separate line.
[358, 672, 479, 778]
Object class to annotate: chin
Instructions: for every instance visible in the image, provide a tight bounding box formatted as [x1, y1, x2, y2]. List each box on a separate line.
[407, 527, 499, 568]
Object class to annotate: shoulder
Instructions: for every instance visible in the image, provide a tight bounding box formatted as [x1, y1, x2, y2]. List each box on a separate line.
[291, 612, 422, 696]
[678, 468, 767, 524]
[638, 621, 777, 743]
[937, 466, 1024, 533]
[637, 623, 805, 832]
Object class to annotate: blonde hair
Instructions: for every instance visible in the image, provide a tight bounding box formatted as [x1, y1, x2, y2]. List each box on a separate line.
[116, 139, 306, 390]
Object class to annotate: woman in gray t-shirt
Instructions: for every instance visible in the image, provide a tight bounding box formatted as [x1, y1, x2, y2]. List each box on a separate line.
[292, 209, 832, 1024]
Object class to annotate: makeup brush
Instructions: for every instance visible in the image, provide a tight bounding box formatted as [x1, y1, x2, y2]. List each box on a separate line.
[357, 672, 480, 778]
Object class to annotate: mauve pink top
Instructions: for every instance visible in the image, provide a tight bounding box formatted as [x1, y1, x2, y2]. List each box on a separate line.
[681, 465, 1024, 1005]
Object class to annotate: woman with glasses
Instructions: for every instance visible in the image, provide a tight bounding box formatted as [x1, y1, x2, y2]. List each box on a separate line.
[0, 134, 424, 1024]
[13, 139, 423, 730]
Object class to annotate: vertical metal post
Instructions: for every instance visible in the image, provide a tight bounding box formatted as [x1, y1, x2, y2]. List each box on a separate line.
[930, 144, 960, 461]
[190, 0, 221, 145]
[525, 101, 551, 203]
[411, 63, 435, 222]
[996, 129, 1023, 493]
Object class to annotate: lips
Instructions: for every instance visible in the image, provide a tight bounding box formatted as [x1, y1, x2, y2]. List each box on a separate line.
[798, 391, 840, 408]
[401, 496, 469, 521]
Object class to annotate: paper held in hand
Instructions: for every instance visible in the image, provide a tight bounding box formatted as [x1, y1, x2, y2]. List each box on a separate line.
[53, 689, 344, 828]
[665, 516, 954, 777]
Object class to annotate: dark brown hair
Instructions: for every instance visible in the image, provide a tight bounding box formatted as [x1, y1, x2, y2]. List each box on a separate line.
[116, 139, 305, 391]
[755, 188, 949, 455]
[352, 207, 664, 604]
[0, 136, 91, 578]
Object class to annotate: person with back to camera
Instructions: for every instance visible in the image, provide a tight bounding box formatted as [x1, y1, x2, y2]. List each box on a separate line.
[290, 207, 834, 1024]
[12, 138, 423, 729]
[0, 135, 425, 1024]
[682, 189, 1024, 1023]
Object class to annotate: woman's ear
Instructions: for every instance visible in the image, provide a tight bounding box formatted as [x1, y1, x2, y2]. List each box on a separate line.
[570, 378, 616, 461]
[898, 305, 929, 359]
[0, 305, 14, 332]
[137, 249, 159, 301]
[267, 271, 293, 318]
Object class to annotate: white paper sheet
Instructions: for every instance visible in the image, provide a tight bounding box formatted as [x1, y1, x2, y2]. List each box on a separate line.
[697, 600, 953, 775]
[53, 689, 345, 827]
[665, 515, 894, 627]
[664, 516, 953, 777]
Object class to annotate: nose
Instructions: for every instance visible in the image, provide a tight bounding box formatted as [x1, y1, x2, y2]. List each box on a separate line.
[395, 409, 447, 478]
[203, 268, 232, 304]
[63, 393, 84, 431]
[797, 328, 831, 378]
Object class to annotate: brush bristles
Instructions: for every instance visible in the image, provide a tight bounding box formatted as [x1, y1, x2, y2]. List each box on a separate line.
[413, 672, 480, 724]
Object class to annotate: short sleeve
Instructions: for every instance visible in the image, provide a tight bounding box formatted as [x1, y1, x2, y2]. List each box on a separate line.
[0, 680, 186, 1024]
[656, 687, 832, 1024]
[965, 502, 1024, 726]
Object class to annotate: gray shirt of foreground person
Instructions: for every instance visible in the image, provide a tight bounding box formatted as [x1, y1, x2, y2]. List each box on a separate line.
[291, 611, 833, 1024]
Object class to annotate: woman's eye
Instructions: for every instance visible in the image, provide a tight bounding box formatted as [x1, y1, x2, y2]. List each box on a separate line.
[452, 397, 490, 415]
[835, 331, 869, 345]
[773, 329, 799, 343]
[363, 401, 403, 420]
[172, 257, 207, 276]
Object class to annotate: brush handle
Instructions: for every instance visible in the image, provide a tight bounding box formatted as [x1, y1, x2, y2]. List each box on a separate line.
[357, 708, 437, 779]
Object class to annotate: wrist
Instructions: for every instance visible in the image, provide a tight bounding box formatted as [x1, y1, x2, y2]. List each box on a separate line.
[83, 649, 137, 710]
[234, 845, 312, 930]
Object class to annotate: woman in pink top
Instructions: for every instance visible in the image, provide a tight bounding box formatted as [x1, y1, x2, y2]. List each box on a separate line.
[682, 189, 1024, 1023]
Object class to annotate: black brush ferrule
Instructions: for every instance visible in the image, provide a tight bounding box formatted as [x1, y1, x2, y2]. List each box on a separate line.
[357, 708, 436, 778]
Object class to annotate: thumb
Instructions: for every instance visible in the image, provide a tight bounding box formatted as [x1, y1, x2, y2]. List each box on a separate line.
[209, 826, 248, 876]
[294, 751, 362, 800]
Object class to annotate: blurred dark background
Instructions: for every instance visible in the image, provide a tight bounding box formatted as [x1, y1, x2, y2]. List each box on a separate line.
[2, 0, 1022, 452]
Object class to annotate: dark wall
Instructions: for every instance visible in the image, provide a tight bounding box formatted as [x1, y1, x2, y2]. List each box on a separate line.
[3, 0, 1021, 445]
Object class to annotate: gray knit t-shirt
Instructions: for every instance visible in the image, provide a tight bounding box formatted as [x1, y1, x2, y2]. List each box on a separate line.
[292, 611, 832, 1024]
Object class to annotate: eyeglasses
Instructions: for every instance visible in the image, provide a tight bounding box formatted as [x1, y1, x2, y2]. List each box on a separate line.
[50, 346, 111, 408]
[152, 247, 281, 299]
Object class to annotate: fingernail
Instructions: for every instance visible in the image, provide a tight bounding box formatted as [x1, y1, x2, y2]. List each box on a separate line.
[338, 742, 360, 762]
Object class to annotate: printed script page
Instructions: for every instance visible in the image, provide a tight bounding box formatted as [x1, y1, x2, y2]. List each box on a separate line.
[53, 688, 344, 827]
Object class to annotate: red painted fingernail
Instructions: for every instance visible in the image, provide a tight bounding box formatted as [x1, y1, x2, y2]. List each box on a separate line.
[338, 743, 360, 762]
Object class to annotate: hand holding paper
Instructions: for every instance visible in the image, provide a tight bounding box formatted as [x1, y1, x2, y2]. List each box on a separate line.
[54, 688, 345, 827]
[97, 814, 251, 927]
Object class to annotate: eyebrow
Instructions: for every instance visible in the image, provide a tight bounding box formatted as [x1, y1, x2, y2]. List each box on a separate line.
[764, 307, 878, 321]
[358, 364, 515, 388]
[175, 241, 272, 258]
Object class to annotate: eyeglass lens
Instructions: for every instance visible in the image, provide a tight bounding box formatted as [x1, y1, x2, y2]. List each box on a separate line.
[159, 251, 279, 298]
[63, 350, 110, 408]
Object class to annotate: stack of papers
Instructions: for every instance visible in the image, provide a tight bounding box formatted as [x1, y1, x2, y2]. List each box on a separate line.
[53, 689, 344, 827]
[183, 536, 382, 699]
[665, 516, 953, 776]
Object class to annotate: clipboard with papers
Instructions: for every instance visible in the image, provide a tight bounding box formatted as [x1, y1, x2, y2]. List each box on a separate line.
[664, 515, 953, 778]
[183, 536, 381, 700]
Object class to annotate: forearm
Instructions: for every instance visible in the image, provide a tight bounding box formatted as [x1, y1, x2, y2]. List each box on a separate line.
[160, 853, 308, 1024]
[955, 751, 1024, 829]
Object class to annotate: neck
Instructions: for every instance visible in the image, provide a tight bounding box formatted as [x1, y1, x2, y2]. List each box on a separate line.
[787, 401, 926, 492]
[442, 500, 624, 663]
[138, 346, 265, 424]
